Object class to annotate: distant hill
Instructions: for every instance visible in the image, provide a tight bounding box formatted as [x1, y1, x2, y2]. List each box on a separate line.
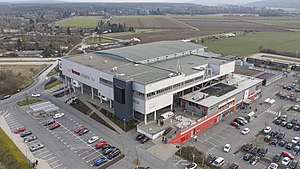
[247, 0, 300, 8]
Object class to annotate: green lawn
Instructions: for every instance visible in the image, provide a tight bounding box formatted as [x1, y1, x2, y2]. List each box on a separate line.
[86, 37, 114, 45]
[17, 99, 42, 106]
[44, 80, 63, 90]
[0, 128, 31, 169]
[55, 16, 103, 27]
[202, 32, 300, 57]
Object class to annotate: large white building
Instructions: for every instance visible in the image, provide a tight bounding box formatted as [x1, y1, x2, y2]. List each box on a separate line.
[60, 41, 261, 134]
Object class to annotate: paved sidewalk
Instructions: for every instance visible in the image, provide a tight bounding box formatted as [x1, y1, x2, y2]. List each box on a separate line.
[79, 98, 125, 134]
[0, 115, 51, 169]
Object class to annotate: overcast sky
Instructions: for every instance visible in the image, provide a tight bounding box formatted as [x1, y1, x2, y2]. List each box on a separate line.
[0, 0, 261, 5]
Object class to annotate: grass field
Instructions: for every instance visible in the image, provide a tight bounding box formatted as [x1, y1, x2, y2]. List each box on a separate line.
[17, 99, 42, 106]
[0, 65, 47, 93]
[0, 128, 31, 169]
[86, 37, 115, 45]
[111, 15, 189, 29]
[203, 32, 300, 56]
[55, 16, 103, 27]
[105, 29, 164, 37]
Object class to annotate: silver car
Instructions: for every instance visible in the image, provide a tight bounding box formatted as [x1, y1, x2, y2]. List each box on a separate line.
[29, 143, 44, 152]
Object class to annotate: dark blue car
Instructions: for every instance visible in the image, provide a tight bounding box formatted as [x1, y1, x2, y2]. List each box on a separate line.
[94, 157, 107, 166]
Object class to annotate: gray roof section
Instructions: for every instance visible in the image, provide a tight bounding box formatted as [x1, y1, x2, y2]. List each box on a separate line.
[95, 41, 205, 62]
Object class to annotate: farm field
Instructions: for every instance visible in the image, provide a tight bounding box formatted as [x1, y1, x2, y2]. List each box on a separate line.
[241, 16, 300, 30]
[110, 15, 189, 29]
[55, 16, 103, 27]
[202, 32, 300, 57]
[86, 37, 115, 45]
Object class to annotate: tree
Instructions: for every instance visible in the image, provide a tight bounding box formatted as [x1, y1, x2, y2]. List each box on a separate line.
[67, 27, 71, 35]
[34, 41, 39, 49]
[16, 38, 22, 50]
[29, 18, 35, 25]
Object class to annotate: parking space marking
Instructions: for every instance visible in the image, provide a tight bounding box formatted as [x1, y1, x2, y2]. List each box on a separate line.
[78, 149, 93, 156]
[52, 163, 63, 169]
[207, 137, 222, 144]
[49, 160, 60, 165]
[41, 153, 53, 159]
[82, 150, 99, 160]
[35, 150, 49, 156]
[213, 134, 226, 140]
[46, 156, 56, 161]
[4, 113, 10, 118]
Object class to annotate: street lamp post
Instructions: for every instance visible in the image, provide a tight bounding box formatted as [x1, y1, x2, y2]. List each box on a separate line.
[123, 119, 126, 131]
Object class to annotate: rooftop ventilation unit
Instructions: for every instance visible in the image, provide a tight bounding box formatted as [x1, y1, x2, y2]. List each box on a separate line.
[89, 56, 93, 60]
[134, 64, 139, 67]
[168, 73, 175, 77]
[104, 60, 108, 64]
[192, 67, 205, 71]
[112, 67, 118, 72]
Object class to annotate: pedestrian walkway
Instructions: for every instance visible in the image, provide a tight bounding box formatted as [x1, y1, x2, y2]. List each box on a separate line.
[79, 97, 125, 134]
[0, 113, 51, 169]
[266, 109, 281, 116]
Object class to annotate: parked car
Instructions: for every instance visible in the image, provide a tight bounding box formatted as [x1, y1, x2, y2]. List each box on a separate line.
[41, 119, 55, 126]
[287, 123, 294, 129]
[207, 154, 218, 164]
[293, 105, 300, 110]
[78, 128, 89, 136]
[264, 126, 272, 134]
[74, 125, 86, 133]
[230, 121, 240, 127]
[223, 144, 231, 153]
[281, 151, 295, 159]
[274, 119, 282, 125]
[234, 118, 245, 126]
[250, 156, 260, 166]
[243, 153, 253, 161]
[87, 136, 99, 144]
[281, 121, 288, 127]
[229, 162, 239, 169]
[268, 163, 278, 169]
[277, 132, 285, 139]
[286, 142, 294, 150]
[185, 162, 197, 169]
[237, 117, 248, 124]
[292, 137, 300, 144]
[23, 135, 37, 143]
[282, 157, 291, 166]
[289, 159, 298, 169]
[270, 139, 278, 146]
[273, 154, 281, 162]
[241, 128, 250, 135]
[95, 141, 108, 149]
[1, 95, 11, 100]
[258, 147, 268, 157]
[14, 127, 26, 134]
[49, 123, 60, 130]
[103, 147, 116, 156]
[107, 148, 121, 160]
[53, 113, 65, 119]
[279, 140, 286, 147]
[136, 134, 145, 141]
[212, 157, 225, 167]
[250, 147, 259, 155]
[264, 135, 272, 142]
[29, 143, 44, 152]
[94, 157, 107, 166]
[280, 115, 288, 121]
[140, 136, 149, 144]
[20, 131, 32, 137]
[242, 143, 253, 151]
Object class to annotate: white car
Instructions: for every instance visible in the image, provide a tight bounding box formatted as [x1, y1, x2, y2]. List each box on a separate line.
[241, 128, 250, 135]
[263, 126, 272, 134]
[238, 117, 248, 124]
[281, 157, 291, 166]
[53, 113, 65, 119]
[223, 144, 231, 153]
[87, 136, 99, 144]
[29, 143, 44, 152]
[31, 93, 40, 97]
[291, 137, 300, 144]
[268, 163, 278, 169]
[293, 105, 300, 110]
[185, 162, 197, 169]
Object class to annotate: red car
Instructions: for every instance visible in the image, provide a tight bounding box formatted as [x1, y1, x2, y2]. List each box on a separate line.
[50, 123, 60, 130]
[14, 127, 26, 134]
[281, 151, 295, 159]
[230, 121, 239, 127]
[74, 125, 85, 133]
[95, 141, 108, 149]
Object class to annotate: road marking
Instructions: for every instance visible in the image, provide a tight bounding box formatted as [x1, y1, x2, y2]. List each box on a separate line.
[35, 150, 49, 156]
[82, 150, 100, 160]
[41, 153, 53, 159]
[208, 137, 222, 144]
[49, 160, 60, 165]
[46, 156, 56, 161]
[78, 149, 93, 156]
[52, 163, 63, 169]
[213, 134, 226, 140]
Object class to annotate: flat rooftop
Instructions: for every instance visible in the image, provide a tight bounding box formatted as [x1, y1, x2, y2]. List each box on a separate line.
[234, 66, 262, 77]
[202, 83, 237, 97]
[256, 72, 275, 79]
[181, 74, 262, 107]
[64, 41, 229, 84]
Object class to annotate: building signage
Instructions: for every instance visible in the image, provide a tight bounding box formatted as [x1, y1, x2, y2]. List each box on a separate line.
[71, 69, 94, 81]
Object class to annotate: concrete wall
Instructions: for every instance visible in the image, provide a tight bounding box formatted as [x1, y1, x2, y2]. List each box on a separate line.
[61, 59, 114, 99]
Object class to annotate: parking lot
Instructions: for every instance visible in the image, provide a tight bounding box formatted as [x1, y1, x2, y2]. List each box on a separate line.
[0, 110, 67, 169]
[187, 71, 300, 169]
[39, 114, 121, 168]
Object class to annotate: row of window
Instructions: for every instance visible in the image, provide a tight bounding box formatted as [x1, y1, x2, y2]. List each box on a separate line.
[99, 78, 112, 87]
